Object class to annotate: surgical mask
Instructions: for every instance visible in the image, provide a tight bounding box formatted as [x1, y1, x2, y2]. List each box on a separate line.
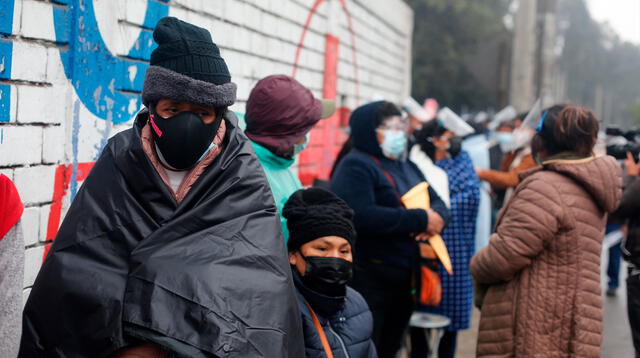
[379, 129, 407, 159]
[149, 105, 222, 171]
[495, 132, 514, 152]
[300, 254, 353, 296]
[292, 133, 310, 157]
[448, 137, 462, 158]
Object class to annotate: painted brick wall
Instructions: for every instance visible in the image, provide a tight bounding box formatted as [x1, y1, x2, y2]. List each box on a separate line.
[0, 0, 413, 299]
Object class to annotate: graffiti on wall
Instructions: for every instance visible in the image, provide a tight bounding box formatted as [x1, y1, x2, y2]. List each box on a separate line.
[52, 0, 169, 124]
[0, 0, 356, 256]
[0, 0, 15, 122]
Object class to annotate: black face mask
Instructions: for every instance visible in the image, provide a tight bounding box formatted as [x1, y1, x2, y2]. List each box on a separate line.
[448, 136, 462, 158]
[301, 254, 353, 296]
[149, 105, 224, 171]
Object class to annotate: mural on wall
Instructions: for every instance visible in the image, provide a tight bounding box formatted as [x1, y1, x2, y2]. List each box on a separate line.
[0, 0, 15, 122]
[52, 0, 168, 124]
[0, 0, 357, 258]
[44, 0, 170, 259]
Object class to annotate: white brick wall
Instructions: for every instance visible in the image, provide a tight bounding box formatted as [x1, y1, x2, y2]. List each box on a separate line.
[13, 165, 56, 205]
[2, 126, 43, 165]
[0, 0, 413, 299]
[10, 41, 48, 83]
[21, 207, 40, 247]
[23, 246, 45, 288]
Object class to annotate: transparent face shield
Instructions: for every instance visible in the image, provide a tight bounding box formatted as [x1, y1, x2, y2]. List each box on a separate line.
[436, 107, 474, 137]
[503, 99, 541, 152]
[488, 105, 517, 131]
[403, 97, 430, 123]
[474, 111, 489, 124]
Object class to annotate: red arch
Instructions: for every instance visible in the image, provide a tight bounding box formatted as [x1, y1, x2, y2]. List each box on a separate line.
[291, 0, 360, 103]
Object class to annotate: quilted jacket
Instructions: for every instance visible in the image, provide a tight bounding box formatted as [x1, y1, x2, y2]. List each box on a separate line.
[470, 155, 622, 358]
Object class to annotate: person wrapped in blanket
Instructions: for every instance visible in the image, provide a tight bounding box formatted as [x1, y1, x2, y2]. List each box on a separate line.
[19, 17, 304, 358]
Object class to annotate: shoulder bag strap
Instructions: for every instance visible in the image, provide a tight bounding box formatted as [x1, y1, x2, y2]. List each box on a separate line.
[304, 301, 335, 358]
[369, 155, 405, 207]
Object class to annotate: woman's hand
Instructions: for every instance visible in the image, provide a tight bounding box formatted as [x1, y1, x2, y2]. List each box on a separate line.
[426, 208, 444, 235]
[625, 152, 640, 176]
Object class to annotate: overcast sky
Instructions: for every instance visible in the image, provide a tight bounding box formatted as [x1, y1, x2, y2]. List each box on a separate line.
[587, 0, 640, 44]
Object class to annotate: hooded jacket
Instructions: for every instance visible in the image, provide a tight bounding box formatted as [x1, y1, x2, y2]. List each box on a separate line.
[245, 75, 322, 158]
[19, 111, 305, 358]
[251, 141, 302, 242]
[330, 101, 450, 270]
[470, 155, 622, 358]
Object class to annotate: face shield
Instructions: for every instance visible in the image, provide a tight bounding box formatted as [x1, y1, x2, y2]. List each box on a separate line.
[502, 99, 542, 152]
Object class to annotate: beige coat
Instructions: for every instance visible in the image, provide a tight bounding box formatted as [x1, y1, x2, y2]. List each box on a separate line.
[471, 156, 622, 358]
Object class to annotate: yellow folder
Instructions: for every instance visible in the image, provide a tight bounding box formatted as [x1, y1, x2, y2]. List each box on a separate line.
[401, 182, 453, 275]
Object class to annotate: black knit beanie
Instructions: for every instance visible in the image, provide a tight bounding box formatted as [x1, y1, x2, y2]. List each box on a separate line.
[142, 17, 236, 109]
[284, 188, 356, 252]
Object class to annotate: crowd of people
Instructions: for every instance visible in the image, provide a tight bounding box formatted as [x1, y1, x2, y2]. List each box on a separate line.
[1, 16, 639, 358]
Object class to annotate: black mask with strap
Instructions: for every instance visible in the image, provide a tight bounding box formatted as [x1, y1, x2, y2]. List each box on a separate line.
[149, 104, 225, 170]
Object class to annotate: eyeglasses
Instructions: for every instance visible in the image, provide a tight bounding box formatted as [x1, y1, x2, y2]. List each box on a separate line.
[377, 116, 408, 132]
[377, 125, 407, 132]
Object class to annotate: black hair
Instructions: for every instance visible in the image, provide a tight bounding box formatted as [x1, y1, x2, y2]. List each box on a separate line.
[415, 120, 447, 161]
[376, 101, 402, 127]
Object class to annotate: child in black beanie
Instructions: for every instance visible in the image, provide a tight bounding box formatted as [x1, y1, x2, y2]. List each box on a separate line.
[284, 188, 378, 357]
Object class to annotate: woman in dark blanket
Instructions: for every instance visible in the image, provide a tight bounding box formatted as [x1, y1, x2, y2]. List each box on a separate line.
[20, 17, 304, 358]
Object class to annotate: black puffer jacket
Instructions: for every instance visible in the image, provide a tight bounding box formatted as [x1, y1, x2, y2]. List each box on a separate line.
[294, 272, 377, 358]
[620, 176, 640, 267]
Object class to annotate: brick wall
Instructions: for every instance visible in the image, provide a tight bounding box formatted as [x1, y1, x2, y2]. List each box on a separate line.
[0, 0, 413, 299]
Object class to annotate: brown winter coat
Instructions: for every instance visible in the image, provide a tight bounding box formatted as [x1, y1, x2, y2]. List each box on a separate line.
[470, 155, 622, 358]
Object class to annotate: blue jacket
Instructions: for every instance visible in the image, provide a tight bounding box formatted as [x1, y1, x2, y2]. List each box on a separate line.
[331, 101, 450, 270]
[295, 282, 377, 358]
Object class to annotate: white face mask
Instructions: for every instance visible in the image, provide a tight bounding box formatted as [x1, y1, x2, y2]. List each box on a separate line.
[494, 132, 514, 151]
[379, 129, 408, 159]
[292, 132, 311, 157]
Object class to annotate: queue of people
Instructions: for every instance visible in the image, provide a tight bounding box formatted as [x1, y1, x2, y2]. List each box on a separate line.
[0, 16, 635, 358]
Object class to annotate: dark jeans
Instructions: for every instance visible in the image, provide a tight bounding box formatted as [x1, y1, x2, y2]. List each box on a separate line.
[608, 244, 622, 290]
[351, 260, 414, 358]
[409, 328, 458, 358]
[606, 223, 623, 290]
[628, 273, 640, 358]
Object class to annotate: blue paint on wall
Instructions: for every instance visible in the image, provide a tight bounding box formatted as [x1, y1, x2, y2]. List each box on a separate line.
[70, 100, 83, 200]
[0, 0, 13, 122]
[0, 39, 12, 80]
[52, 0, 169, 124]
[0, 0, 15, 37]
[0, 84, 10, 122]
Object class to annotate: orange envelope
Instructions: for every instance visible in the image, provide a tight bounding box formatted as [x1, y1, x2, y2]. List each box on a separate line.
[401, 182, 453, 275]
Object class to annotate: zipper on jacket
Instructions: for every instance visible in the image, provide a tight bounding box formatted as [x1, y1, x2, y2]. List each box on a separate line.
[327, 321, 350, 358]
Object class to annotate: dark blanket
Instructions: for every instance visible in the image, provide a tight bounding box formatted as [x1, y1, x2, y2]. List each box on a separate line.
[20, 111, 304, 358]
